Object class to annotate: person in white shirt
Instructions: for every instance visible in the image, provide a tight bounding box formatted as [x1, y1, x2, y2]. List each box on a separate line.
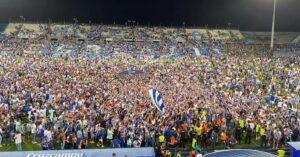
[249, 122, 255, 130]
[14, 131, 22, 151]
[273, 128, 282, 149]
[90, 125, 95, 144]
[31, 122, 37, 143]
[45, 128, 53, 149]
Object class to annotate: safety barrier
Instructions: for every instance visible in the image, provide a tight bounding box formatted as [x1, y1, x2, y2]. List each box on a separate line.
[0, 147, 155, 157]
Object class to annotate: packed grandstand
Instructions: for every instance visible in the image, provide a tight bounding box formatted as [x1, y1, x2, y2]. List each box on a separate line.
[0, 22, 299, 157]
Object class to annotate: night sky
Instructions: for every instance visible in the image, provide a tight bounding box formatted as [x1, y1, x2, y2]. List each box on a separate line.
[0, 0, 299, 31]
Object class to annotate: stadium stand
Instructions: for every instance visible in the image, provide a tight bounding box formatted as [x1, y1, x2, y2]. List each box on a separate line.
[292, 34, 300, 43]
[230, 30, 244, 40]
[209, 29, 231, 40]
[1, 23, 250, 42]
[242, 31, 299, 44]
[76, 25, 90, 39]
[3, 23, 21, 35]
[18, 24, 46, 38]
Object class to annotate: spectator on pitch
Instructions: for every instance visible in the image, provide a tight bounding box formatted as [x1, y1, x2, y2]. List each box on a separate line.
[245, 124, 252, 144]
[14, 131, 22, 151]
[210, 130, 217, 151]
[41, 136, 49, 150]
[220, 130, 228, 149]
[260, 126, 267, 147]
[0, 125, 2, 147]
[31, 122, 37, 144]
[273, 127, 282, 149]
[228, 135, 237, 149]
[292, 126, 300, 141]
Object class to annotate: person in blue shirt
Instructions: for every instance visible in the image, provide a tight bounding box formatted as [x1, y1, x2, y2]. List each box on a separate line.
[47, 119, 53, 128]
[77, 129, 83, 147]
[39, 127, 44, 142]
[118, 134, 125, 148]
[45, 93, 50, 100]
[97, 129, 104, 147]
[41, 136, 49, 150]
[5, 123, 14, 143]
[66, 125, 72, 136]
[112, 137, 120, 148]
[9, 123, 14, 133]
[5, 129, 12, 143]
[75, 123, 81, 132]
[165, 127, 172, 142]
[60, 97, 65, 105]
[24, 105, 30, 114]
[67, 105, 73, 111]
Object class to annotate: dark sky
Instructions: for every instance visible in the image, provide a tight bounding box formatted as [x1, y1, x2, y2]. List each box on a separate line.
[0, 0, 299, 32]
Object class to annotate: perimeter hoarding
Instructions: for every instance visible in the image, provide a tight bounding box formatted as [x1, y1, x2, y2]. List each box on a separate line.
[0, 147, 155, 157]
[287, 142, 300, 157]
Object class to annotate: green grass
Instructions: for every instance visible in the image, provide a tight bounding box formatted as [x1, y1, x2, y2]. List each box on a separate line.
[0, 138, 99, 151]
[0, 136, 261, 152]
[0, 139, 41, 151]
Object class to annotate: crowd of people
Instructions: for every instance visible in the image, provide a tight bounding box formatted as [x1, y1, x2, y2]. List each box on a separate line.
[0, 24, 299, 157]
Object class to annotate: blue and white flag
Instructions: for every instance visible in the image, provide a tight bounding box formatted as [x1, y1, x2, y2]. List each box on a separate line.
[149, 89, 165, 113]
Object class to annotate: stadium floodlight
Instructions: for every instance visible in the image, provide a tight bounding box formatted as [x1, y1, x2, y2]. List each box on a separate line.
[270, 0, 277, 50]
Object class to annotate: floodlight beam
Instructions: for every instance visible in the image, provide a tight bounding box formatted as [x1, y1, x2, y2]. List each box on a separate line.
[270, 0, 277, 50]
